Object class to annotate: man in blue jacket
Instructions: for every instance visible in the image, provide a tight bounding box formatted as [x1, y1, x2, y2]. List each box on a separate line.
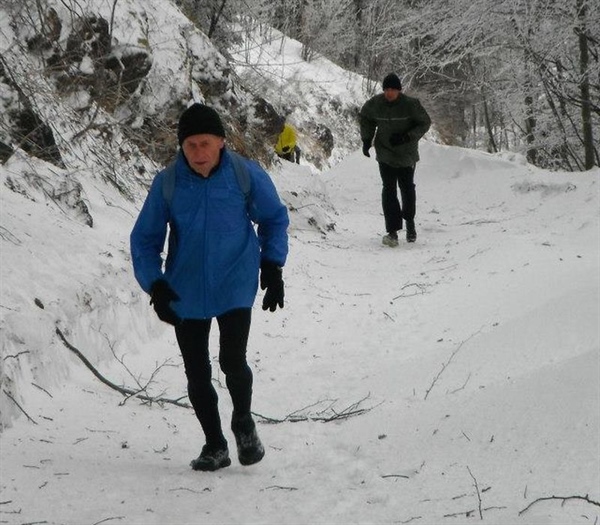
[130, 103, 289, 471]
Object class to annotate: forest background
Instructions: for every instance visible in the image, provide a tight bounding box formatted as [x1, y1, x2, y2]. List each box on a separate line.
[184, 0, 599, 172]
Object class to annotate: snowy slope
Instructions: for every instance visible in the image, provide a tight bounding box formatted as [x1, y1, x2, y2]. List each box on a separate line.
[1, 142, 598, 525]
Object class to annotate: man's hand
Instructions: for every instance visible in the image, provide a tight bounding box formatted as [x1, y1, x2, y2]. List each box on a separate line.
[150, 279, 182, 325]
[362, 140, 371, 157]
[260, 261, 284, 312]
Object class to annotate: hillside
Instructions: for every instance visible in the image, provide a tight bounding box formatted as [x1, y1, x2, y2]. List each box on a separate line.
[0, 0, 360, 429]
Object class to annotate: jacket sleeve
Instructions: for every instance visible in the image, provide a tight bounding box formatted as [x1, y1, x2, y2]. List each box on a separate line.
[407, 99, 431, 141]
[359, 98, 377, 142]
[246, 162, 289, 267]
[130, 173, 170, 293]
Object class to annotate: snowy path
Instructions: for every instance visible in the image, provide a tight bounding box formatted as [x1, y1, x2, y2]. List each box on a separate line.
[1, 145, 598, 525]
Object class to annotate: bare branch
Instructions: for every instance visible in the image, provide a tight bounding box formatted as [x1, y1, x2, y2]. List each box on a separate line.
[2, 389, 38, 425]
[55, 326, 190, 409]
[92, 517, 126, 525]
[3, 350, 30, 361]
[424, 329, 483, 400]
[392, 282, 430, 301]
[253, 394, 380, 424]
[519, 494, 600, 516]
[467, 466, 484, 520]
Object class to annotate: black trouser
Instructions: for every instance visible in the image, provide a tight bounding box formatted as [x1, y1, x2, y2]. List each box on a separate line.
[278, 146, 301, 164]
[378, 162, 416, 233]
[175, 308, 253, 449]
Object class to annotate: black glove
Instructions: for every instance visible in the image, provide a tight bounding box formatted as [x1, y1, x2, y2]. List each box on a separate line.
[282, 145, 290, 153]
[390, 132, 411, 146]
[150, 279, 181, 325]
[260, 261, 284, 312]
[362, 140, 371, 157]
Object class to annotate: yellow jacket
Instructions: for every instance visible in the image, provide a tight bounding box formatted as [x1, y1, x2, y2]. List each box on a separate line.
[275, 124, 297, 155]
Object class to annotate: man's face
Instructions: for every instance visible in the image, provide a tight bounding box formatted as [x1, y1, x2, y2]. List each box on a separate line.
[182, 134, 225, 177]
[383, 88, 401, 102]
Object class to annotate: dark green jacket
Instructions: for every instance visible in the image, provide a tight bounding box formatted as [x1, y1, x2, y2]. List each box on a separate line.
[360, 93, 431, 167]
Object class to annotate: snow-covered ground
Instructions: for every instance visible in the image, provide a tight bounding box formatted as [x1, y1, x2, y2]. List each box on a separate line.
[1, 1, 599, 523]
[1, 141, 598, 524]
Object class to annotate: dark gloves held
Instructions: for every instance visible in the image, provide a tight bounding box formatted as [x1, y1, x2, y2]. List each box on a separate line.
[260, 261, 284, 312]
[150, 279, 181, 326]
[282, 145, 290, 153]
[390, 132, 411, 146]
[362, 140, 371, 157]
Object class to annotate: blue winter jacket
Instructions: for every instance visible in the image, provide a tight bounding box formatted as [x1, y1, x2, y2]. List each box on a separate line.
[130, 149, 289, 319]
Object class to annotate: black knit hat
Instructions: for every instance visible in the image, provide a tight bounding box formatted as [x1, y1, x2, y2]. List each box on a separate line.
[177, 103, 226, 145]
[382, 73, 402, 91]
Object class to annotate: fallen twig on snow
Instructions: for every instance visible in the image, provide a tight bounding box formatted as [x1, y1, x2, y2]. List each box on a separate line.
[424, 329, 482, 400]
[392, 282, 430, 301]
[32, 382, 53, 398]
[253, 394, 380, 424]
[519, 494, 600, 515]
[55, 326, 190, 409]
[3, 350, 30, 360]
[448, 373, 472, 395]
[3, 389, 37, 425]
[91, 517, 126, 525]
[95, 327, 177, 406]
[467, 466, 483, 519]
[443, 506, 505, 518]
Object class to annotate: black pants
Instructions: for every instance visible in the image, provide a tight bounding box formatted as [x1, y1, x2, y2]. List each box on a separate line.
[175, 308, 253, 449]
[378, 162, 416, 233]
[278, 146, 301, 164]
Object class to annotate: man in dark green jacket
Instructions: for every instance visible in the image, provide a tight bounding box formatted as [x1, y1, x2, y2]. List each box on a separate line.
[360, 73, 431, 246]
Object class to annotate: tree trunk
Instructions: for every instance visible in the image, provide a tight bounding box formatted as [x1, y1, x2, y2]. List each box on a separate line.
[576, 0, 595, 170]
[524, 90, 537, 165]
[353, 0, 365, 70]
[207, 0, 228, 39]
[483, 96, 498, 153]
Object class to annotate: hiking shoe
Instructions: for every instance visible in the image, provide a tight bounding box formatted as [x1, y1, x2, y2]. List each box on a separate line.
[231, 414, 265, 466]
[382, 233, 399, 247]
[190, 445, 231, 471]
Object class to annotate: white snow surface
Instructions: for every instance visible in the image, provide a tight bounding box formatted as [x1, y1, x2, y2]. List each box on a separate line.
[1, 3, 599, 524]
[1, 144, 598, 524]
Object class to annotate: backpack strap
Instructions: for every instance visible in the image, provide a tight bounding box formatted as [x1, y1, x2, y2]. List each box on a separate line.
[228, 150, 251, 205]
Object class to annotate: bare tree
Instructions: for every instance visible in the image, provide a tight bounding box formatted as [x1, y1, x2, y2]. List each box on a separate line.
[576, 0, 596, 169]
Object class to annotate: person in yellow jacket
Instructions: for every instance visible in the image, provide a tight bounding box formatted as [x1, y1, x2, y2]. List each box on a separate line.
[275, 120, 301, 164]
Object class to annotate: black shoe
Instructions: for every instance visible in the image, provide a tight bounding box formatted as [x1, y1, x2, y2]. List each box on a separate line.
[406, 221, 417, 243]
[190, 444, 231, 471]
[232, 414, 265, 466]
